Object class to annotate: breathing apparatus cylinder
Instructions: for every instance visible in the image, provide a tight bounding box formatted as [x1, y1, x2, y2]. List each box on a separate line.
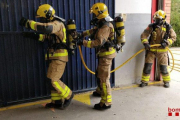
[114, 16, 125, 46]
[67, 19, 77, 54]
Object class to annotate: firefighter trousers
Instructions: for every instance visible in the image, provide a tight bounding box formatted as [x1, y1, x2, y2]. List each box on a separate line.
[95, 57, 113, 106]
[47, 60, 72, 103]
[142, 51, 170, 83]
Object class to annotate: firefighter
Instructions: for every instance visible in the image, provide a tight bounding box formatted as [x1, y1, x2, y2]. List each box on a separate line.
[19, 4, 74, 109]
[73, 3, 122, 110]
[140, 10, 176, 88]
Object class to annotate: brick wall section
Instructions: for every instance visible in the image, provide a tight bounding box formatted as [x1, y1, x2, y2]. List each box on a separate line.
[164, 0, 171, 23]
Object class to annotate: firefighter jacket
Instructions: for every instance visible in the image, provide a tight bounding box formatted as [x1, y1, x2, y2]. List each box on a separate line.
[82, 22, 116, 58]
[28, 20, 68, 62]
[141, 23, 176, 53]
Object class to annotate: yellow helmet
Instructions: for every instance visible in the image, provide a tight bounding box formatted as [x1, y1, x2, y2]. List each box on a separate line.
[36, 4, 55, 20]
[89, 3, 109, 19]
[153, 10, 166, 20]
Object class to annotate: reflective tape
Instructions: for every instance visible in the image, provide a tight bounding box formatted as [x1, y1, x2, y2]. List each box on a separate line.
[99, 48, 116, 57]
[142, 39, 148, 43]
[51, 96, 61, 100]
[87, 41, 92, 48]
[101, 83, 107, 102]
[162, 75, 170, 82]
[116, 22, 124, 28]
[30, 21, 36, 30]
[63, 28, 66, 43]
[45, 49, 68, 58]
[39, 34, 44, 41]
[67, 24, 76, 30]
[107, 98, 112, 102]
[142, 75, 150, 82]
[52, 82, 71, 99]
[162, 27, 166, 31]
[107, 95, 111, 99]
[150, 48, 168, 52]
[51, 93, 60, 97]
[63, 87, 70, 99]
[168, 39, 173, 45]
[121, 29, 125, 36]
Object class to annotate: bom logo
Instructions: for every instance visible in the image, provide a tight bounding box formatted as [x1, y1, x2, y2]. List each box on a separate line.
[168, 107, 180, 116]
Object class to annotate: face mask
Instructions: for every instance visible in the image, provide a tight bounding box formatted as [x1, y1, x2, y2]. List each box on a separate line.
[90, 13, 98, 26]
[39, 17, 49, 23]
[154, 18, 163, 26]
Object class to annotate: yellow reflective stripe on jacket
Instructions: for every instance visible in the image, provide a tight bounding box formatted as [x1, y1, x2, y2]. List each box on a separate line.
[87, 41, 92, 48]
[39, 34, 44, 41]
[99, 48, 116, 57]
[150, 48, 168, 52]
[142, 75, 150, 82]
[142, 39, 148, 43]
[30, 21, 36, 30]
[67, 24, 76, 30]
[162, 75, 170, 81]
[162, 27, 166, 31]
[45, 49, 68, 58]
[168, 39, 173, 45]
[86, 30, 90, 36]
[63, 28, 66, 43]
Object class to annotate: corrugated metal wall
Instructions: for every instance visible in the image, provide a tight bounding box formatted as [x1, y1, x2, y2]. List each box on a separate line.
[0, 0, 115, 107]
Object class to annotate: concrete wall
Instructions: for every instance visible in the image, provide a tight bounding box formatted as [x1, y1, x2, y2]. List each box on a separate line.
[114, 0, 152, 86]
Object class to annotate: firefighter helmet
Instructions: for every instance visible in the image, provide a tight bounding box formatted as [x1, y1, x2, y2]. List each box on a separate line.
[89, 3, 109, 19]
[153, 10, 166, 20]
[36, 4, 55, 20]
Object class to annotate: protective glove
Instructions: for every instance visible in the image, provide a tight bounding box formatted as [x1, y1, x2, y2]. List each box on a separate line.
[143, 43, 150, 50]
[19, 17, 30, 28]
[71, 32, 83, 40]
[161, 41, 168, 48]
[22, 32, 39, 40]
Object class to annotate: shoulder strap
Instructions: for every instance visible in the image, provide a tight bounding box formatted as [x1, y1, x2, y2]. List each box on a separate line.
[164, 22, 172, 40]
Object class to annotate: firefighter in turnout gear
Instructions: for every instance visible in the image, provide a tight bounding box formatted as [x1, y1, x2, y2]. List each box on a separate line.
[73, 3, 120, 110]
[140, 10, 176, 88]
[19, 4, 74, 109]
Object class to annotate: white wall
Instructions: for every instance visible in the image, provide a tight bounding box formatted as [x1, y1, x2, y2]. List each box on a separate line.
[114, 0, 152, 86]
[115, 0, 152, 14]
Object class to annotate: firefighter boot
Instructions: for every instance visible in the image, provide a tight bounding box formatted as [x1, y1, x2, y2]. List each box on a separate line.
[93, 91, 101, 97]
[62, 93, 74, 109]
[139, 82, 148, 87]
[45, 100, 63, 108]
[94, 103, 111, 110]
[164, 82, 170, 88]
